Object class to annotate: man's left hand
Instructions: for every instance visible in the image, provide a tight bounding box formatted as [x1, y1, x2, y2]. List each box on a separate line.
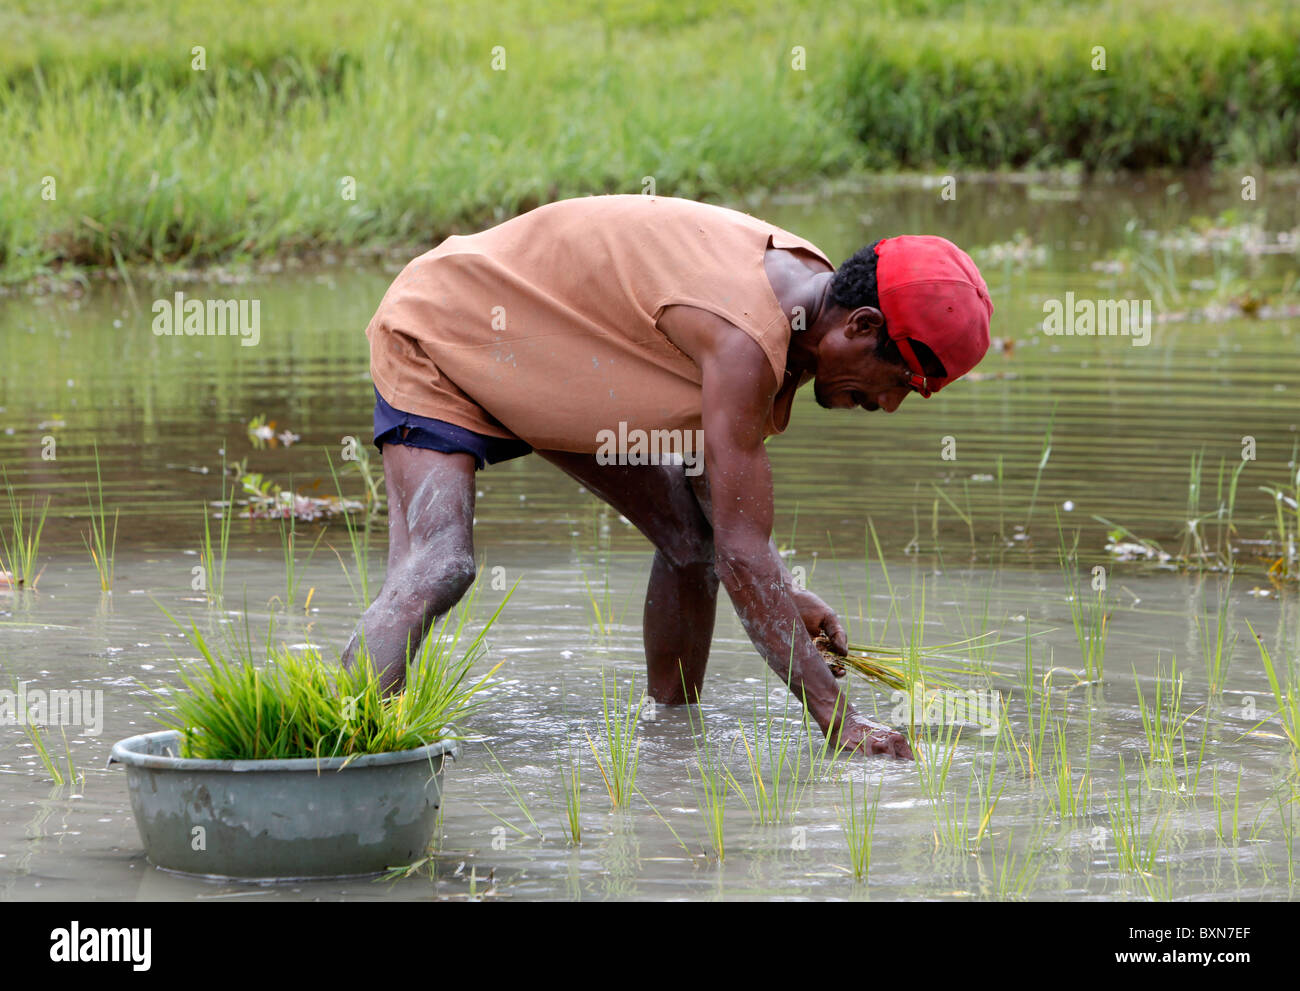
[790, 586, 847, 656]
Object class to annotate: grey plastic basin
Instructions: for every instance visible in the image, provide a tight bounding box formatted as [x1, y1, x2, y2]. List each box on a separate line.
[110, 730, 456, 881]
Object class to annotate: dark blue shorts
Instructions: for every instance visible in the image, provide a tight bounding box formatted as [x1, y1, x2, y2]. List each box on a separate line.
[372, 388, 532, 470]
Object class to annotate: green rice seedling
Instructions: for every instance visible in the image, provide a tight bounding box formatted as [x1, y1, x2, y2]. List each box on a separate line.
[837, 775, 883, 882]
[18, 701, 82, 788]
[578, 505, 622, 638]
[327, 450, 373, 606]
[1058, 520, 1109, 682]
[82, 446, 118, 592]
[1000, 625, 1051, 779]
[1108, 756, 1172, 879]
[1134, 658, 1201, 796]
[200, 457, 234, 606]
[1211, 765, 1244, 845]
[1197, 574, 1237, 695]
[23, 721, 63, 785]
[152, 588, 508, 760]
[1046, 720, 1090, 819]
[584, 668, 642, 809]
[481, 742, 544, 841]
[275, 509, 325, 614]
[928, 733, 1004, 853]
[1023, 402, 1057, 537]
[1259, 445, 1299, 580]
[0, 470, 49, 590]
[931, 480, 976, 556]
[729, 688, 807, 826]
[556, 734, 583, 846]
[915, 715, 960, 801]
[1212, 455, 1248, 566]
[686, 710, 730, 861]
[988, 827, 1045, 901]
[1277, 789, 1296, 889]
[1245, 620, 1300, 768]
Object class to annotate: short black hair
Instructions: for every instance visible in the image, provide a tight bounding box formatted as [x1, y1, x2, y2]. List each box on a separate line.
[830, 239, 946, 378]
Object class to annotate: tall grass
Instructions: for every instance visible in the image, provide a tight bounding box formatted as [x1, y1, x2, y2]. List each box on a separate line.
[0, 471, 49, 590]
[4, 1, 1297, 282]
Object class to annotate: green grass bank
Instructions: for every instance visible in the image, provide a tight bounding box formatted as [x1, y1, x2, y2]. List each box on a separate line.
[1, 0, 1297, 282]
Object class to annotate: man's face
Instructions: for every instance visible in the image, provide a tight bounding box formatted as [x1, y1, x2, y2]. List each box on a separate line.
[811, 307, 918, 414]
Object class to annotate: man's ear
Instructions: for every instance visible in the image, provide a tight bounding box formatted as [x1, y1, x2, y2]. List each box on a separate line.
[844, 305, 885, 339]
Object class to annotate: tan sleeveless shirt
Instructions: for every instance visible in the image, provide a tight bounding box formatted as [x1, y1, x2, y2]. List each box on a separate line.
[366, 194, 832, 453]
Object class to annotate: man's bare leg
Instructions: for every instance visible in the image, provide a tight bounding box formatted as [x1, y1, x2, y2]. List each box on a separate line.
[341, 444, 478, 691]
[536, 451, 718, 704]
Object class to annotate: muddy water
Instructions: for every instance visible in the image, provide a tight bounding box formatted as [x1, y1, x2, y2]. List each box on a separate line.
[2, 173, 1299, 900]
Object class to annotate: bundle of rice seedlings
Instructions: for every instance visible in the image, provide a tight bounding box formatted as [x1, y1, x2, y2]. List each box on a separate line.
[152, 592, 508, 761]
[814, 632, 1009, 692]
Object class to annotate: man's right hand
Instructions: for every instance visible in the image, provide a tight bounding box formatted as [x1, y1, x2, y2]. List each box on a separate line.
[832, 712, 914, 760]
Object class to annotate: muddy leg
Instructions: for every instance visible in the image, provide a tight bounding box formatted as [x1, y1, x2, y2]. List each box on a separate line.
[341, 444, 477, 691]
[536, 451, 718, 703]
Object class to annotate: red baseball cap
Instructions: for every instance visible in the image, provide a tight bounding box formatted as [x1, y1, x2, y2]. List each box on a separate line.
[873, 236, 992, 397]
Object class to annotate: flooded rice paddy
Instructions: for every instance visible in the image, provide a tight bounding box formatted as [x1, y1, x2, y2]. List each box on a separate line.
[2, 173, 1299, 900]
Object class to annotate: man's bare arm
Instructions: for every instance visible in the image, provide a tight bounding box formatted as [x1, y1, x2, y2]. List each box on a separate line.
[657, 304, 909, 756]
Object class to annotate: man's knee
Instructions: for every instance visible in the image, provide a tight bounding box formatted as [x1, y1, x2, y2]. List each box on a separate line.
[390, 549, 477, 612]
[657, 530, 715, 573]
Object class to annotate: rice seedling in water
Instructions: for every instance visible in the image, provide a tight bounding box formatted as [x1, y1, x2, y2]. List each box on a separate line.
[327, 450, 374, 606]
[153, 590, 508, 760]
[1022, 401, 1057, 537]
[82, 445, 118, 592]
[987, 826, 1046, 900]
[1259, 444, 1299, 580]
[1245, 620, 1300, 770]
[1168, 449, 1249, 571]
[200, 457, 234, 606]
[556, 734, 583, 846]
[726, 670, 834, 826]
[1000, 624, 1051, 779]
[1058, 520, 1109, 682]
[584, 668, 642, 809]
[931, 480, 976, 556]
[275, 508, 325, 614]
[1108, 756, 1173, 880]
[1134, 657, 1203, 797]
[1211, 766, 1244, 845]
[1197, 574, 1237, 695]
[480, 742, 544, 841]
[22, 719, 80, 787]
[1045, 720, 1090, 819]
[837, 775, 883, 882]
[685, 706, 731, 861]
[0, 470, 49, 590]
